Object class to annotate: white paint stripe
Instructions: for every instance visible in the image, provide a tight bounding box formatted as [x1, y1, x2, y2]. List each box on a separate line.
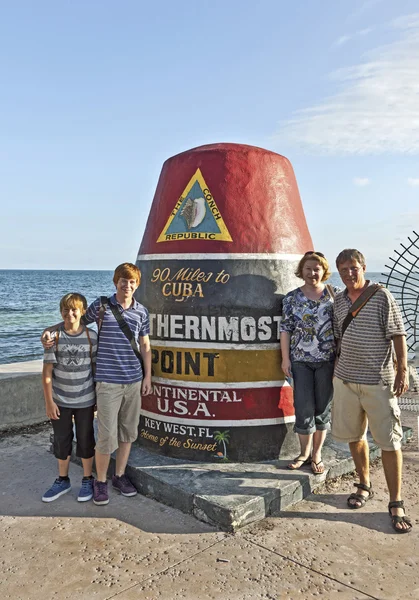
[151, 340, 280, 350]
[151, 377, 286, 388]
[137, 253, 302, 261]
[140, 410, 295, 426]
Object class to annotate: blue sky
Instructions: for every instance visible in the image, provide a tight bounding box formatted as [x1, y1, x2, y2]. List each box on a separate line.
[1, 0, 418, 271]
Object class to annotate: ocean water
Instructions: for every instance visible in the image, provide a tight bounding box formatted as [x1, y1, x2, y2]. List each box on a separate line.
[0, 270, 114, 364]
[0, 270, 383, 365]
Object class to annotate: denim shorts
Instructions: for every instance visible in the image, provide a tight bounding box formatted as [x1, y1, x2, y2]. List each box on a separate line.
[292, 360, 335, 435]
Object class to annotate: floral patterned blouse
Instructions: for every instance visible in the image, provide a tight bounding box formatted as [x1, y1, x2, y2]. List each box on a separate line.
[280, 286, 340, 363]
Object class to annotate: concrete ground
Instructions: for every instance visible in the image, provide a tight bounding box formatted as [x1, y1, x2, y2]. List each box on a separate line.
[0, 413, 418, 600]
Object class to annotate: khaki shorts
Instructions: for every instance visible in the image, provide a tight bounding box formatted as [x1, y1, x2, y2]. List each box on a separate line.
[95, 381, 142, 454]
[331, 377, 403, 451]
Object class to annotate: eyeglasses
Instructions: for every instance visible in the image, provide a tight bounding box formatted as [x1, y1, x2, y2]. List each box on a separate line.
[304, 251, 325, 258]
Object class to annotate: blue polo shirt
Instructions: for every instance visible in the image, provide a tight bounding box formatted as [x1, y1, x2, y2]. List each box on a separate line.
[84, 294, 150, 384]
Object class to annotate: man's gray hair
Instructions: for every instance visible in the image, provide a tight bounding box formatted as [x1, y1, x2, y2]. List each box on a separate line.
[335, 249, 366, 269]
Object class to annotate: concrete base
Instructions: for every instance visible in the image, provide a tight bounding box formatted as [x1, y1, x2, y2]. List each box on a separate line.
[71, 426, 412, 532]
[0, 360, 45, 430]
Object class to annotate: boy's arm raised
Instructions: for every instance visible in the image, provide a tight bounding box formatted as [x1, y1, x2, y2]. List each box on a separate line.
[42, 363, 60, 420]
[41, 323, 62, 348]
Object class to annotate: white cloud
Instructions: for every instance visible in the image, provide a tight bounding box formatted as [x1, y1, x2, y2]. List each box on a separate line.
[407, 178, 419, 186]
[358, 27, 373, 36]
[277, 13, 419, 155]
[353, 177, 370, 186]
[334, 35, 351, 47]
[333, 27, 373, 47]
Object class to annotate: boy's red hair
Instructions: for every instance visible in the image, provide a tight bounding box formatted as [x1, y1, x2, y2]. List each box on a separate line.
[113, 263, 141, 286]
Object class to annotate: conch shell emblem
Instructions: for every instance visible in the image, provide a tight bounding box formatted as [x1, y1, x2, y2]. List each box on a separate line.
[181, 197, 206, 229]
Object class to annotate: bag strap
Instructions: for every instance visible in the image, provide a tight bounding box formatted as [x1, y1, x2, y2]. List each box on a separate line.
[107, 301, 143, 365]
[97, 296, 109, 332]
[341, 283, 382, 338]
[326, 284, 335, 300]
[84, 326, 94, 365]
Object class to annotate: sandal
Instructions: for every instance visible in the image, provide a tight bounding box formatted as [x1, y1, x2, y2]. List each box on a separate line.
[287, 455, 311, 470]
[311, 460, 325, 475]
[388, 500, 413, 534]
[347, 482, 374, 509]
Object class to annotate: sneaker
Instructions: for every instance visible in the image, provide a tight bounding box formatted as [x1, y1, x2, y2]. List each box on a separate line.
[42, 478, 71, 502]
[77, 477, 94, 502]
[112, 474, 137, 497]
[93, 479, 109, 505]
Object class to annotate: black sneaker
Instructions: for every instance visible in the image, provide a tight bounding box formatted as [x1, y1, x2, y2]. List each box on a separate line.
[93, 479, 109, 505]
[112, 474, 137, 497]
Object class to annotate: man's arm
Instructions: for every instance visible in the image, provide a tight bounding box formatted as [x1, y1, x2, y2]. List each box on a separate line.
[393, 335, 409, 397]
[139, 335, 152, 395]
[42, 363, 60, 420]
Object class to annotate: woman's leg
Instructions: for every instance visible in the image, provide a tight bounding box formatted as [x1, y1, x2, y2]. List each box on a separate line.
[288, 362, 316, 468]
[312, 429, 327, 468]
[297, 432, 313, 459]
[312, 361, 335, 470]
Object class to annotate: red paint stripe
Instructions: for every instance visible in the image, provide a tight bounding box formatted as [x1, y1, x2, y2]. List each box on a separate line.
[141, 385, 295, 421]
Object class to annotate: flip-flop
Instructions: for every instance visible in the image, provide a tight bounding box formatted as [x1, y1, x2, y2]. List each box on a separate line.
[287, 456, 311, 470]
[311, 460, 325, 475]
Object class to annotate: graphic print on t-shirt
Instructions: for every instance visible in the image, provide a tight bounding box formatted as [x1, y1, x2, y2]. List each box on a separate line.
[60, 344, 88, 367]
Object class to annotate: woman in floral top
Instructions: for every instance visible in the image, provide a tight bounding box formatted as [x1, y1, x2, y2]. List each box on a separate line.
[280, 252, 339, 474]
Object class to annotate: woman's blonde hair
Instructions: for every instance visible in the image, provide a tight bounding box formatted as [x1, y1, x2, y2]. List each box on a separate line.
[59, 293, 88, 315]
[295, 252, 331, 282]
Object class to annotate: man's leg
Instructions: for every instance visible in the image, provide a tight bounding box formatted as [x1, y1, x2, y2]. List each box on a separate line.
[381, 449, 410, 531]
[115, 441, 132, 477]
[332, 378, 370, 506]
[361, 384, 410, 530]
[111, 382, 142, 497]
[347, 440, 371, 507]
[94, 383, 123, 505]
[95, 450, 111, 482]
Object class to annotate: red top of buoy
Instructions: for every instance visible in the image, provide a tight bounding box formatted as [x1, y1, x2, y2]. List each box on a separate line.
[139, 143, 312, 255]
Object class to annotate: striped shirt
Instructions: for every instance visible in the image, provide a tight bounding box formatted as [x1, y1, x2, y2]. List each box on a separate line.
[333, 283, 405, 385]
[84, 294, 150, 384]
[43, 326, 97, 409]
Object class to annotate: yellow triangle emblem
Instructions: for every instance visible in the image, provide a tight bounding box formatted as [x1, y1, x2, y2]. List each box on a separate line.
[157, 168, 233, 243]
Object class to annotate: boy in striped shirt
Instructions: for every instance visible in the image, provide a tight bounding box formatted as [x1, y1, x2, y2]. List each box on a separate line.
[42, 263, 152, 506]
[42, 293, 97, 503]
[85, 263, 152, 505]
